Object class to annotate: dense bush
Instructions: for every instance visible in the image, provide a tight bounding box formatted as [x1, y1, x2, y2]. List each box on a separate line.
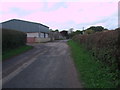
[73, 29, 120, 71]
[2, 28, 27, 53]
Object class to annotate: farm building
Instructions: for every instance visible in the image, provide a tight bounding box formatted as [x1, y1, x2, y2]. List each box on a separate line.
[49, 31, 64, 41]
[60, 30, 69, 39]
[2, 19, 50, 43]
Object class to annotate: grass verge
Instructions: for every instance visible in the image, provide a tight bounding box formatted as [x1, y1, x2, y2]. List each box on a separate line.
[3, 45, 33, 60]
[67, 40, 118, 88]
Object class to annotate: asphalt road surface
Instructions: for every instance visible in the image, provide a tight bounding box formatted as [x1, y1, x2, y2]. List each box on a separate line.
[2, 40, 82, 88]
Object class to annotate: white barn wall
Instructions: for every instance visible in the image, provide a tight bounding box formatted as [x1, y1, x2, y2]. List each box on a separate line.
[40, 33, 45, 38]
[45, 33, 49, 38]
[27, 32, 39, 37]
[27, 32, 49, 38]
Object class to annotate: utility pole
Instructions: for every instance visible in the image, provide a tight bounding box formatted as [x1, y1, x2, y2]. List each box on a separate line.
[83, 27, 84, 31]
[83, 27, 84, 34]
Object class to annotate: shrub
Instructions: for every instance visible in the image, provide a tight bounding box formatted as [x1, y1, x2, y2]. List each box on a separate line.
[72, 29, 119, 71]
[2, 28, 27, 53]
[73, 29, 120, 87]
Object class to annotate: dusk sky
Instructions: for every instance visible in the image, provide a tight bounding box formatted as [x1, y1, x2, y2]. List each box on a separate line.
[0, 0, 118, 31]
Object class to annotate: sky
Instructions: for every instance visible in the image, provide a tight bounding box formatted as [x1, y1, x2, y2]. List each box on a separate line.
[0, 0, 119, 31]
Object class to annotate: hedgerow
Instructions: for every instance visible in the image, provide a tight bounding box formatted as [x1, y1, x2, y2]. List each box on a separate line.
[2, 28, 27, 53]
[72, 28, 120, 87]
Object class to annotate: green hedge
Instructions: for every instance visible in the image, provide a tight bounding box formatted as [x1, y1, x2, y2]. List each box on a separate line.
[72, 28, 120, 71]
[2, 28, 27, 53]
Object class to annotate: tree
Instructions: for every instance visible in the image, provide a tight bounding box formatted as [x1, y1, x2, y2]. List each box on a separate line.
[49, 29, 53, 31]
[84, 29, 95, 34]
[50, 29, 59, 32]
[60, 30, 69, 39]
[69, 28, 74, 33]
[75, 30, 83, 34]
[55, 29, 59, 32]
[68, 30, 83, 38]
[86, 26, 106, 32]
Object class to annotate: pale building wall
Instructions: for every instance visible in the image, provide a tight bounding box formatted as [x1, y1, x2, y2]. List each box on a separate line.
[40, 33, 45, 38]
[35, 38, 50, 43]
[45, 33, 49, 38]
[27, 32, 39, 37]
[27, 32, 50, 43]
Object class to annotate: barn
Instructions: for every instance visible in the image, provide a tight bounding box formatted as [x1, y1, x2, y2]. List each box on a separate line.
[2, 19, 50, 43]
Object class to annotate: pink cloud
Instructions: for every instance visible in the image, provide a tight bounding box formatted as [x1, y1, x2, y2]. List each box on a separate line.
[1, 13, 19, 22]
[0, 2, 118, 30]
[1, 2, 44, 12]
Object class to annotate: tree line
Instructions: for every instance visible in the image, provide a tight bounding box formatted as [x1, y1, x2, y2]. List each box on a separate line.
[50, 26, 109, 39]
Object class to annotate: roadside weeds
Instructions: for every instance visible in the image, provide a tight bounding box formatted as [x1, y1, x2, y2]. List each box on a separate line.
[67, 40, 118, 88]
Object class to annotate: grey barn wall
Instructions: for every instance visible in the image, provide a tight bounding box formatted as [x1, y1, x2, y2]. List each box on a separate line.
[2, 19, 49, 33]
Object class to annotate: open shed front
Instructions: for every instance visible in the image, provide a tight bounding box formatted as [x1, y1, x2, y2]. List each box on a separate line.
[26, 32, 50, 43]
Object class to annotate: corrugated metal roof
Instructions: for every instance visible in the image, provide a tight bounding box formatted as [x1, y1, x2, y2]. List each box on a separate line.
[2, 19, 49, 33]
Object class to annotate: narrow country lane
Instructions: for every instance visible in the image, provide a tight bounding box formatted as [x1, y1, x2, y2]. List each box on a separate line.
[2, 40, 82, 88]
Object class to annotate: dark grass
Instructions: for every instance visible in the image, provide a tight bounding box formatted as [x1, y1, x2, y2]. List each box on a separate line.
[2, 45, 33, 60]
[67, 40, 118, 88]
